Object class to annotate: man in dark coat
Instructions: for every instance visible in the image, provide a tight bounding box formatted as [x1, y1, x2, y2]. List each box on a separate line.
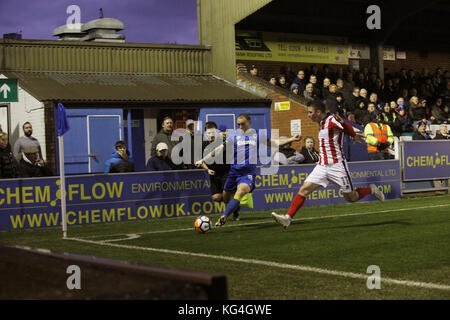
[18, 146, 53, 178]
[0, 132, 19, 179]
[146, 142, 172, 171]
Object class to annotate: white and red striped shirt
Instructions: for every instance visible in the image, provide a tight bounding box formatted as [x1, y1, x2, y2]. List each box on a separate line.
[318, 114, 346, 165]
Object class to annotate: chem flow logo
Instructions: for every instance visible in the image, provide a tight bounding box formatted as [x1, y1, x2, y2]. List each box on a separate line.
[0, 79, 18, 102]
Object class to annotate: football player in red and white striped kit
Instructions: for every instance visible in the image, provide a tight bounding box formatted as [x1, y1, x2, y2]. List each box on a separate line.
[272, 100, 385, 229]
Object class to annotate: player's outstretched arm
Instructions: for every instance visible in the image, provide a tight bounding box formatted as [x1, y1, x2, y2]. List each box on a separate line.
[195, 144, 225, 167]
[270, 135, 302, 147]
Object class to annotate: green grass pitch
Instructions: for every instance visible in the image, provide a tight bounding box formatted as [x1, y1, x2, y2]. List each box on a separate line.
[1, 195, 449, 299]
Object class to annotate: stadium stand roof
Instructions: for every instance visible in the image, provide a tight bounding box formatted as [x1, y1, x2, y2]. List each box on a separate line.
[1, 71, 269, 104]
[0, 39, 269, 104]
[235, 0, 450, 50]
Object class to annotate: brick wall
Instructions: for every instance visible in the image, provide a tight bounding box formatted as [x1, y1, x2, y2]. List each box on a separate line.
[237, 73, 319, 151]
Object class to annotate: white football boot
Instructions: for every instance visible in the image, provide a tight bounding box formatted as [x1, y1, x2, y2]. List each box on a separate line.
[370, 184, 385, 202]
[271, 212, 292, 229]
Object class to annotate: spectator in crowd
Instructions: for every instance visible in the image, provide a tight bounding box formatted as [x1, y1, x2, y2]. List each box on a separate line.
[322, 77, 331, 100]
[327, 92, 346, 116]
[348, 87, 360, 114]
[373, 78, 384, 98]
[292, 70, 307, 93]
[408, 96, 427, 122]
[277, 75, 289, 90]
[389, 100, 398, 112]
[146, 142, 172, 171]
[18, 146, 53, 177]
[356, 72, 368, 89]
[300, 136, 320, 164]
[431, 98, 450, 123]
[13, 122, 43, 161]
[303, 83, 315, 101]
[400, 88, 410, 104]
[369, 93, 382, 111]
[249, 65, 258, 77]
[151, 117, 176, 158]
[0, 132, 18, 179]
[420, 77, 435, 100]
[354, 100, 368, 126]
[383, 79, 398, 103]
[359, 88, 369, 105]
[398, 68, 409, 91]
[273, 137, 305, 165]
[104, 140, 134, 173]
[396, 105, 414, 133]
[309, 75, 321, 97]
[362, 103, 378, 126]
[364, 112, 394, 160]
[434, 124, 449, 140]
[412, 121, 432, 140]
[337, 78, 352, 103]
[381, 103, 402, 136]
[344, 73, 355, 92]
[259, 63, 448, 137]
[269, 75, 277, 86]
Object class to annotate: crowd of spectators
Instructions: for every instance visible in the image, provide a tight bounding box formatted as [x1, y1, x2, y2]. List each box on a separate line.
[253, 64, 450, 137]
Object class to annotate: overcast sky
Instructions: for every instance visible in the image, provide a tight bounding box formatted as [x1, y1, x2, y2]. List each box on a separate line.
[0, 0, 198, 44]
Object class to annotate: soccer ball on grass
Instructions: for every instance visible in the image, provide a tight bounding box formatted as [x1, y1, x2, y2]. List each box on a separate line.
[195, 216, 211, 233]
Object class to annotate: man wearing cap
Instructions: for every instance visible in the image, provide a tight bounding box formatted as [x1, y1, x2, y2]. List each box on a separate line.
[13, 122, 43, 161]
[146, 142, 172, 171]
[18, 146, 53, 178]
[364, 112, 394, 160]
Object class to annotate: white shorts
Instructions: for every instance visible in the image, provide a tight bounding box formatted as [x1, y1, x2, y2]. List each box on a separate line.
[304, 161, 354, 194]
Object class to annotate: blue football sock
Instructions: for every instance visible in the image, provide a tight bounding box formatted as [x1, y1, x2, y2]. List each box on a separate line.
[224, 198, 241, 217]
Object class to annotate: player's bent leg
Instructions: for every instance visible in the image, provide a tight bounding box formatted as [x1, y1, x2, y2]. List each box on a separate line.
[343, 191, 360, 203]
[222, 190, 233, 204]
[351, 185, 385, 202]
[217, 184, 250, 227]
[272, 182, 321, 229]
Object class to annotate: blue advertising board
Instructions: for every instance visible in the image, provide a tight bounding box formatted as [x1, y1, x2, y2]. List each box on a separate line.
[0, 161, 401, 230]
[402, 141, 450, 181]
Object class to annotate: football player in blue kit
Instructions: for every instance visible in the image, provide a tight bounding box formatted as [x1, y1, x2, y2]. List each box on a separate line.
[196, 114, 301, 227]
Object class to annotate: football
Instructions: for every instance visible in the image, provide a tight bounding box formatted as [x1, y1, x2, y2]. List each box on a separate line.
[194, 216, 211, 233]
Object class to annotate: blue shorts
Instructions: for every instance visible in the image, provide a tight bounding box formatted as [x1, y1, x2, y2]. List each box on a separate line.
[224, 173, 256, 192]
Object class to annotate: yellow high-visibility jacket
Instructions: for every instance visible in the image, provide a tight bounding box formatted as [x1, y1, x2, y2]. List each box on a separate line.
[364, 122, 394, 152]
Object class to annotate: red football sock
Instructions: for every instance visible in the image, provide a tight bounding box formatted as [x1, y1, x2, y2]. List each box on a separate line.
[356, 187, 371, 200]
[287, 194, 306, 218]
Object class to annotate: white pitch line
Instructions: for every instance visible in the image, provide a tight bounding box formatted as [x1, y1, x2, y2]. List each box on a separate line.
[66, 236, 450, 291]
[76, 203, 450, 240]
